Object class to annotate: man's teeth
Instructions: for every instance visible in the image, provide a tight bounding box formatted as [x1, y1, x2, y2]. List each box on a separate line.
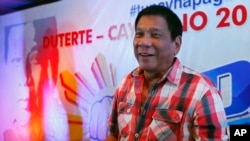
[140, 53, 152, 56]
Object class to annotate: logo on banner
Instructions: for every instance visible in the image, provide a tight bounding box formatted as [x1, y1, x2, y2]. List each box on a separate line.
[203, 60, 250, 124]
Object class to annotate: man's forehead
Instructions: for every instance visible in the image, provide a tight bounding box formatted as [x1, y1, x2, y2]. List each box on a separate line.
[136, 16, 168, 29]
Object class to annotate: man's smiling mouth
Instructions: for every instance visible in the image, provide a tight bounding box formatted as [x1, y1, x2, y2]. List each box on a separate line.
[139, 53, 154, 57]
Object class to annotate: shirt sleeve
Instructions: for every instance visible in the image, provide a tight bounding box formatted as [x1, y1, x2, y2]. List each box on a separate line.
[107, 89, 119, 137]
[193, 89, 229, 141]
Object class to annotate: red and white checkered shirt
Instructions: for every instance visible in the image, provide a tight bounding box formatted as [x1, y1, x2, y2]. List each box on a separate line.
[108, 58, 229, 141]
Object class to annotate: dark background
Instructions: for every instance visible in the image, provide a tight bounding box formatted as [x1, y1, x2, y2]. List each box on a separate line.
[0, 0, 60, 16]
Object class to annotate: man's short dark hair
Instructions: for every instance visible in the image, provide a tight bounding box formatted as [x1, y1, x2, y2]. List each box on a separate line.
[135, 5, 183, 41]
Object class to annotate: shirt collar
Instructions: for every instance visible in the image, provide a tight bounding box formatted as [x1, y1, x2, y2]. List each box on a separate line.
[131, 57, 183, 86]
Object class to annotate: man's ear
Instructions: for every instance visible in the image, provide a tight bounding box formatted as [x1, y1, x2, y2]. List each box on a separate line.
[174, 35, 182, 55]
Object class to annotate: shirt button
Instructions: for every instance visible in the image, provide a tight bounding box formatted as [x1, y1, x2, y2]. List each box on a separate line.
[127, 108, 130, 113]
[135, 133, 139, 138]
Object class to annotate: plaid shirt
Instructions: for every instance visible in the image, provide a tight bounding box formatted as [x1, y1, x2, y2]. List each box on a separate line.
[108, 58, 229, 141]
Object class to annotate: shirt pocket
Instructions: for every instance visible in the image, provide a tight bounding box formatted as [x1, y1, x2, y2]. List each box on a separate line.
[117, 102, 133, 138]
[148, 109, 183, 140]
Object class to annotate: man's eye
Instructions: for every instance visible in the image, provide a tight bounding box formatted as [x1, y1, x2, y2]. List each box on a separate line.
[151, 33, 161, 38]
[135, 32, 143, 37]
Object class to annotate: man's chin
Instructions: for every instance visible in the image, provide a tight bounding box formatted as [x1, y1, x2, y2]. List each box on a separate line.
[140, 66, 155, 72]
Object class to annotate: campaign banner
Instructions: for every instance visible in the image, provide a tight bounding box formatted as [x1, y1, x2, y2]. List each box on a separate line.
[0, 0, 249, 140]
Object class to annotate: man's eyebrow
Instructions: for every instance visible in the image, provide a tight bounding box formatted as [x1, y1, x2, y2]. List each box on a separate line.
[135, 27, 162, 32]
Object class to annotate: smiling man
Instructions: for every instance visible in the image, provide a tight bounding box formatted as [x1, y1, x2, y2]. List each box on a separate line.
[106, 5, 229, 141]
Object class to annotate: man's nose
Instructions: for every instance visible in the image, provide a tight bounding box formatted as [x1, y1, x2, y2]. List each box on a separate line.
[137, 35, 152, 46]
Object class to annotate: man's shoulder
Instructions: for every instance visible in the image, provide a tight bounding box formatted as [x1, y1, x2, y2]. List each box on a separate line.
[176, 62, 216, 87]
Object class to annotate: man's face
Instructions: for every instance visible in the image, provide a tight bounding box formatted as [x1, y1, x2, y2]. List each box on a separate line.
[6, 23, 36, 126]
[133, 15, 181, 73]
